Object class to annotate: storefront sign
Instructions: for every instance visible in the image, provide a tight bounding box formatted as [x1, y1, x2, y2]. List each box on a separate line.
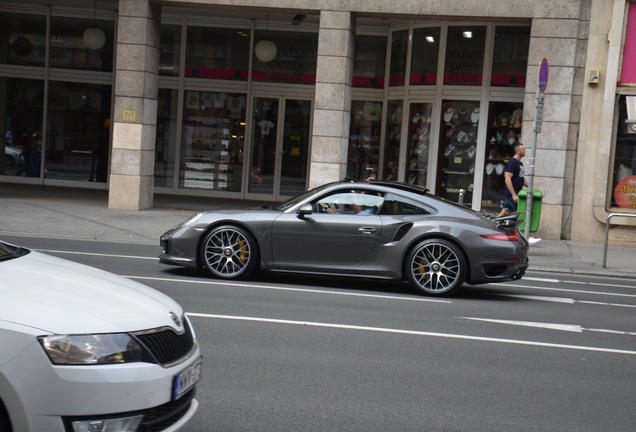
[409, 73, 437, 85]
[614, 175, 636, 209]
[444, 73, 482, 84]
[621, 2, 636, 83]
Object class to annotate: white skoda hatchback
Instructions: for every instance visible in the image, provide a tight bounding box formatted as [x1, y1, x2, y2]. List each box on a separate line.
[0, 241, 201, 432]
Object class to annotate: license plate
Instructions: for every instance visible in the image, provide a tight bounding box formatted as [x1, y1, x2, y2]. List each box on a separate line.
[172, 357, 202, 400]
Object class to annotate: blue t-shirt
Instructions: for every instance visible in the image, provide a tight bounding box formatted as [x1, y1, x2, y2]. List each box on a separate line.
[504, 158, 525, 197]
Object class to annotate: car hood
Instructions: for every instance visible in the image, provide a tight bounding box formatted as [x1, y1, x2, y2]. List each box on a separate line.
[0, 250, 184, 335]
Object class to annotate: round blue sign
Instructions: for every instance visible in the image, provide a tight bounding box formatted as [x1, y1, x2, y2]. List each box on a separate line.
[539, 58, 549, 92]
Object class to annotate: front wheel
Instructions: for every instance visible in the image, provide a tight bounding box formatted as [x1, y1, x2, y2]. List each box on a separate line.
[200, 225, 259, 279]
[405, 238, 466, 296]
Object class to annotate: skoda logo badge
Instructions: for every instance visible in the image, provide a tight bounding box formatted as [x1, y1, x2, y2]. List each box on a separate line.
[169, 312, 181, 327]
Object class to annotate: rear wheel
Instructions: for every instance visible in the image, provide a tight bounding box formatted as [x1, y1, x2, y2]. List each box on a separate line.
[200, 225, 259, 279]
[405, 238, 466, 296]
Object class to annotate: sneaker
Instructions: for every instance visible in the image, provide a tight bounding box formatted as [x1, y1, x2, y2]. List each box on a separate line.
[528, 237, 542, 246]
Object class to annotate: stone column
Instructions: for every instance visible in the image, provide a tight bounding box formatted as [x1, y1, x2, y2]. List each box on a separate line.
[309, 10, 355, 190]
[108, 0, 160, 210]
[522, 1, 587, 240]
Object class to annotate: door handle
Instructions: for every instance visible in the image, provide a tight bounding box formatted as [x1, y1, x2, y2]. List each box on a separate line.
[358, 227, 376, 235]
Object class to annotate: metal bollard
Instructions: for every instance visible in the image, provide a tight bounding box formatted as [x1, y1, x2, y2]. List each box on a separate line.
[458, 189, 465, 206]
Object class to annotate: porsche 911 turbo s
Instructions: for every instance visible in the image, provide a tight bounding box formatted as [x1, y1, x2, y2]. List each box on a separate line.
[159, 180, 528, 296]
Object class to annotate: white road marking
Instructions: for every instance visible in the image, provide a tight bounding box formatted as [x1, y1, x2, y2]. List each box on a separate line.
[36, 249, 158, 260]
[461, 317, 583, 332]
[128, 276, 450, 303]
[494, 294, 575, 303]
[522, 277, 561, 283]
[499, 283, 636, 299]
[493, 294, 636, 309]
[588, 282, 636, 289]
[461, 317, 636, 336]
[563, 280, 636, 290]
[186, 313, 636, 355]
[579, 300, 636, 308]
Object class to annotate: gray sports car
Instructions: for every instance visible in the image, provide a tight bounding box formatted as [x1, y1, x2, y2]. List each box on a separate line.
[159, 180, 528, 296]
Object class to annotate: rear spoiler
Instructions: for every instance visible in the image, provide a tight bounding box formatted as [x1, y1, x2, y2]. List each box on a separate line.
[493, 212, 523, 229]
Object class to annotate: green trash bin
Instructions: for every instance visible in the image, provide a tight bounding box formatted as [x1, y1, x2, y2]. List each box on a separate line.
[517, 189, 543, 232]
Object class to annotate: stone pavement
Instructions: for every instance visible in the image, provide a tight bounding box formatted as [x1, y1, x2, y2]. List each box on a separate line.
[1, 183, 634, 279]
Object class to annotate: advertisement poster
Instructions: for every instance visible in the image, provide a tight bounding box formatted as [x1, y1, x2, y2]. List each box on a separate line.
[614, 175, 636, 209]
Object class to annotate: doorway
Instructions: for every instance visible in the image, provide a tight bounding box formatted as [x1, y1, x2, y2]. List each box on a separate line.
[247, 97, 312, 201]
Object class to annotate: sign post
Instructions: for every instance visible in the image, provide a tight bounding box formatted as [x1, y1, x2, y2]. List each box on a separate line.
[525, 58, 548, 241]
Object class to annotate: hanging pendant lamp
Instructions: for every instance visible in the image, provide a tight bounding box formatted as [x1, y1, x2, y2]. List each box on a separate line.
[254, 14, 276, 63]
[83, 2, 105, 50]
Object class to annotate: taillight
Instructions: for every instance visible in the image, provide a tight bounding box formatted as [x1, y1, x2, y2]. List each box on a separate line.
[481, 232, 519, 241]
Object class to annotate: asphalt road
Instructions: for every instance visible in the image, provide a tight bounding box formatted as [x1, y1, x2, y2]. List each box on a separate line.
[5, 234, 636, 432]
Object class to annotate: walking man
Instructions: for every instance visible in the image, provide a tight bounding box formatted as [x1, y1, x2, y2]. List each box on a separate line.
[498, 143, 541, 245]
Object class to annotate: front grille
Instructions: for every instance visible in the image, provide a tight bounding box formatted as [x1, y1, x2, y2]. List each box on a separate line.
[63, 389, 196, 432]
[134, 317, 195, 366]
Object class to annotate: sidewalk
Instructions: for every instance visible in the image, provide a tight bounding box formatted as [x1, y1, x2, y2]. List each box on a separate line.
[1, 183, 635, 279]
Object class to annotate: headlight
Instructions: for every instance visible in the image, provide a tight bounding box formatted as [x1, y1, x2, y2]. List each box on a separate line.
[183, 212, 204, 227]
[38, 333, 143, 365]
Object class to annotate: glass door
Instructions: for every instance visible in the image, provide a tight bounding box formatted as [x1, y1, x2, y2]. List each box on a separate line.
[248, 97, 312, 200]
[279, 99, 311, 197]
[249, 97, 278, 195]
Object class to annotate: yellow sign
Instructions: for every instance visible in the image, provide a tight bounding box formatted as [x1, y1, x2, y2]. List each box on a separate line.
[123, 110, 136, 122]
[454, 157, 462, 163]
[291, 147, 300, 156]
[291, 136, 301, 141]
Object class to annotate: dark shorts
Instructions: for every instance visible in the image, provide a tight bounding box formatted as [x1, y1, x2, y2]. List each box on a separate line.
[502, 196, 517, 212]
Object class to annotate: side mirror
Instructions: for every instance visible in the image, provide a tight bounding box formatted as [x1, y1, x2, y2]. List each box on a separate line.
[296, 204, 313, 219]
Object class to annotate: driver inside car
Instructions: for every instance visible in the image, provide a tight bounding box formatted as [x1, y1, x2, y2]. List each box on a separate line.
[317, 191, 384, 215]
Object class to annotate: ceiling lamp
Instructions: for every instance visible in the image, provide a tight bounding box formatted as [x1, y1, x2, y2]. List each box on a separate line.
[254, 14, 276, 63]
[83, 2, 106, 50]
[83, 27, 106, 50]
[255, 40, 277, 63]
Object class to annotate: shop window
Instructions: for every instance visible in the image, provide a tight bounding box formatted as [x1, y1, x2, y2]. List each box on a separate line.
[155, 89, 179, 188]
[410, 27, 440, 86]
[45, 81, 112, 182]
[611, 95, 636, 209]
[186, 27, 250, 80]
[382, 100, 403, 181]
[353, 35, 387, 88]
[482, 101, 524, 214]
[406, 103, 433, 187]
[443, 26, 486, 86]
[491, 26, 530, 88]
[252, 30, 317, 85]
[436, 100, 480, 206]
[0, 12, 46, 67]
[180, 90, 246, 192]
[50, 16, 114, 72]
[0, 78, 44, 178]
[349, 100, 383, 180]
[160, 24, 181, 77]
[389, 30, 408, 87]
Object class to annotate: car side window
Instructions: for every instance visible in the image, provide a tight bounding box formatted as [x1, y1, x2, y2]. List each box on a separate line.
[379, 193, 435, 215]
[315, 189, 384, 215]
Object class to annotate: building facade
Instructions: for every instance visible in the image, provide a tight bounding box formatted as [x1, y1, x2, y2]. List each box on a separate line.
[0, 0, 634, 245]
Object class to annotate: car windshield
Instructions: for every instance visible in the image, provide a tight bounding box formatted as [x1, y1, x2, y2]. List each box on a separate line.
[273, 184, 332, 212]
[0, 241, 29, 262]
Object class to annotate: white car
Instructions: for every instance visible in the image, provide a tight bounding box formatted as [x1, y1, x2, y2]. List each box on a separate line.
[0, 241, 201, 432]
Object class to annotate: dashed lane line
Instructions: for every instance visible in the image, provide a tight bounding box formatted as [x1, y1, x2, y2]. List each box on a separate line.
[187, 312, 636, 355]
